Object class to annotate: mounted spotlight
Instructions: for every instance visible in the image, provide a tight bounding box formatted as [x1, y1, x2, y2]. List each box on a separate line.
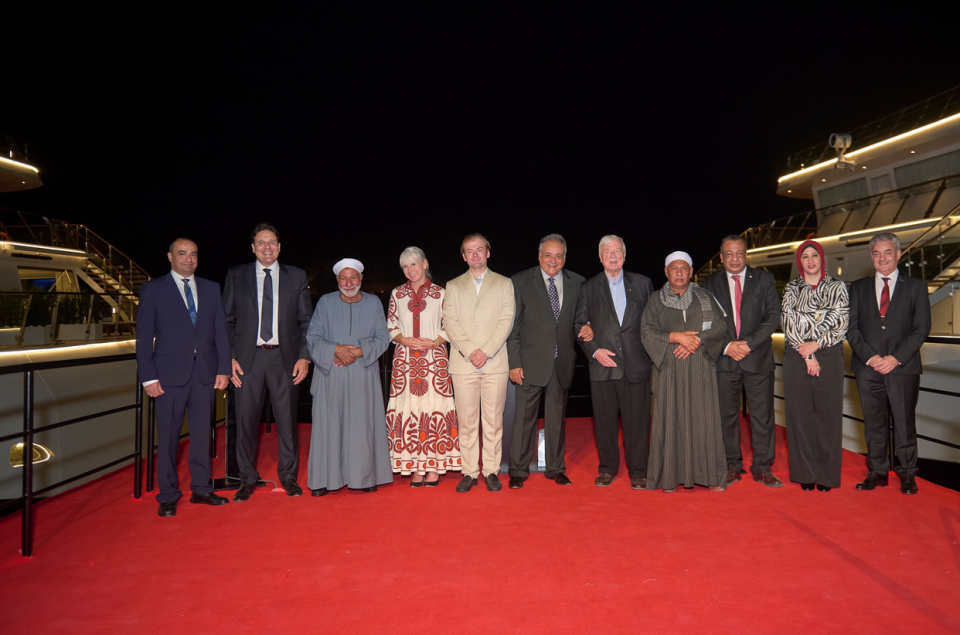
[830, 133, 856, 171]
[9, 443, 54, 467]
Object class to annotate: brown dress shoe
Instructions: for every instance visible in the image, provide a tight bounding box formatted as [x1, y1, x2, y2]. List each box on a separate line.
[630, 477, 646, 490]
[752, 472, 783, 488]
[594, 474, 616, 487]
[725, 471, 741, 485]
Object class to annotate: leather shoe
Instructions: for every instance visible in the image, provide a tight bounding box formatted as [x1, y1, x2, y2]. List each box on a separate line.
[550, 473, 573, 486]
[800, 483, 815, 491]
[900, 475, 918, 495]
[856, 473, 889, 490]
[630, 477, 646, 490]
[282, 479, 303, 497]
[233, 483, 255, 502]
[508, 476, 524, 489]
[311, 488, 329, 497]
[485, 473, 502, 492]
[456, 476, 478, 493]
[157, 501, 177, 517]
[752, 472, 783, 488]
[816, 484, 831, 492]
[594, 474, 616, 487]
[360, 486, 378, 493]
[189, 492, 229, 506]
[726, 471, 742, 486]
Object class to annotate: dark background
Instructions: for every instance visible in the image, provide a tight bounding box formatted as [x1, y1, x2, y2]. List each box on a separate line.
[3, 5, 959, 296]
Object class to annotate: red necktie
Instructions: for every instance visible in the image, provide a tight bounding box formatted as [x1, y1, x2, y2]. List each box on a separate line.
[733, 274, 742, 338]
[879, 277, 890, 320]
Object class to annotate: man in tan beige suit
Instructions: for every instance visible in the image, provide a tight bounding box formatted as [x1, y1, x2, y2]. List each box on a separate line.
[443, 233, 515, 493]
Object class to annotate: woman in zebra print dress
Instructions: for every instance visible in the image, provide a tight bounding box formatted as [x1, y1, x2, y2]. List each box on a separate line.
[781, 240, 849, 492]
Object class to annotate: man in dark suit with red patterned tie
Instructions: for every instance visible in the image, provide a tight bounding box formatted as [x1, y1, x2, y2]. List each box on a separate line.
[136, 238, 232, 517]
[703, 235, 782, 488]
[848, 232, 930, 495]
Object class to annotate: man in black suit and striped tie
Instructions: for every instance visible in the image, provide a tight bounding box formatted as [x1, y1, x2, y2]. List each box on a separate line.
[848, 232, 930, 495]
[506, 234, 587, 488]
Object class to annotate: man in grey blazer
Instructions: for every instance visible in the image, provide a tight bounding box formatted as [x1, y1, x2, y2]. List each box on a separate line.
[222, 223, 313, 501]
[702, 235, 782, 488]
[506, 234, 587, 488]
[848, 232, 930, 495]
[574, 235, 655, 489]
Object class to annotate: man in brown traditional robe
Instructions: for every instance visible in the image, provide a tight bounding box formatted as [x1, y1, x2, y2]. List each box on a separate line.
[640, 251, 728, 492]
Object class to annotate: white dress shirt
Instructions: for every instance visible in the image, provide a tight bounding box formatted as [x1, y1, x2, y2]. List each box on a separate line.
[541, 267, 563, 309]
[472, 268, 487, 296]
[722, 269, 745, 356]
[256, 260, 280, 346]
[875, 268, 899, 309]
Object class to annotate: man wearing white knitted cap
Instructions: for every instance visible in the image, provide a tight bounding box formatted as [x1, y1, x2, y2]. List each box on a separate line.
[304, 257, 393, 495]
[640, 251, 728, 492]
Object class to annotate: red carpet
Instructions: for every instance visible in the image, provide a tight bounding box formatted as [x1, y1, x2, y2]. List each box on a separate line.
[1, 417, 959, 634]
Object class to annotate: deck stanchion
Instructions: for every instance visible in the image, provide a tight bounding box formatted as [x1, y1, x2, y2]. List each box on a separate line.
[134, 383, 143, 499]
[22, 370, 35, 558]
[147, 396, 155, 493]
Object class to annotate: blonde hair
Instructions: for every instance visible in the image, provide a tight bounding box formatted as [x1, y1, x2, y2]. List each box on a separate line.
[400, 246, 431, 280]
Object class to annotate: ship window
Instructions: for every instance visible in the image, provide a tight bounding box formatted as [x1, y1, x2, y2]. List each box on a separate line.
[817, 178, 868, 217]
[894, 148, 960, 197]
[870, 174, 893, 195]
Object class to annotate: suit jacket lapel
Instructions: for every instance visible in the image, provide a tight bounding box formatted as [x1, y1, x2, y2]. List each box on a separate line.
[557, 269, 574, 321]
[246, 262, 258, 307]
[531, 268, 553, 318]
[476, 270, 493, 304]
[713, 272, 733, 318]
[167, 272, 194, 324]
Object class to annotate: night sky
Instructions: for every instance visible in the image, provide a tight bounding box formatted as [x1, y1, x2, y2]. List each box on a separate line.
[4, 5, 958, 299]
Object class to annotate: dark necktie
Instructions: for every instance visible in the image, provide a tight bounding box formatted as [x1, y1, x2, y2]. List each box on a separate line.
[733, 274, 742, 338]
[261, 268, 274, 342]
[879, 277, 890, 321]
[182, 278, 196, 326]
[548, 277, 560, 358]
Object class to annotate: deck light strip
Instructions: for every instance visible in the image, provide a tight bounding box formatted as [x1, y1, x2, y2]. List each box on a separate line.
[0, 156, 40, 174]
[747, 216, 958, 254]
[777, 111, 960, 183]
[0, 241, 86, 254]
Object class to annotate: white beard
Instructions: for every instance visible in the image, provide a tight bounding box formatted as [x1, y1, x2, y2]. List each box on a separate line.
[340, 285, 361, 298]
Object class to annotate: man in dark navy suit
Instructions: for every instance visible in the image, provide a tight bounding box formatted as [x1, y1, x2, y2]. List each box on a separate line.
[848, 232, 930, 495]
[222, 223, 313, 501]
[136, 238, 232, 517]
[702, 235, 782, 488]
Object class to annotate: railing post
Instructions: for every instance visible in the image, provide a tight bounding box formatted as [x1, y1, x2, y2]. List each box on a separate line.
[134, 382, 143, 499]
[22, 370, 34, 558]
[147, 396, 155, 493]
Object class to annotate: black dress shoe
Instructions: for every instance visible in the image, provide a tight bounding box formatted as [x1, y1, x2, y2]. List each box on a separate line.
[900, 475, 919, 495]
[856, 473, 889, 490]
[410, 475, 425, 488]
[282, 479, 303, 497]
[190, 492, 229, 506]
[360, 486, 378, 493]
[312, 488, 329, 497]
[157, 502, 177, 517]
[424, 475, 440, 488]
[816, 484, 831, 492]
[233, 483, 255, 502]
[629, 477, 645, 490]
[551, 473, 573, 486]
[485, 473, 502, 492]
[508, 476, 524, 489]
[800, 483, 815, 491]
[456, 475, 478, 493]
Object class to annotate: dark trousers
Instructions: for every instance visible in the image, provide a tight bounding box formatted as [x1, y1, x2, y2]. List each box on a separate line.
[783, 344, 843, 488]
[855, 370, 920, 478]
[155, 365, 214, 503]
[509, 357, 568, 479]
[590, 375, 650, 479]
[236, 347, 299, 485]
[717, 366, 776, 476]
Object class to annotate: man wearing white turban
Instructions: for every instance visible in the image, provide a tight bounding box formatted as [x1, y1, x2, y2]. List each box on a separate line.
[304, 258, 393, 495]
[640, 251, 728, 492]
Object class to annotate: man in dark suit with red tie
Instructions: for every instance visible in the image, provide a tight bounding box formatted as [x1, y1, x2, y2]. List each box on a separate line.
[136, 238, 232, 517]
[848, 232, 930, 495]
[703, 235, 782, 488]
[222, 223, 313, 501]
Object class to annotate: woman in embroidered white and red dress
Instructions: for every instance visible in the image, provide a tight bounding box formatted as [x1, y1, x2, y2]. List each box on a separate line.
[385, 247, 462, 487]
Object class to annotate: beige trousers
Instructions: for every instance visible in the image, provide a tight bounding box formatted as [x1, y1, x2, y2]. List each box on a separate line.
[451, 371, 508, 478]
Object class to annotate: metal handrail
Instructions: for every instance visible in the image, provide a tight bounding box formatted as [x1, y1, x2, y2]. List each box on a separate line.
[0, 353, 144, 558]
